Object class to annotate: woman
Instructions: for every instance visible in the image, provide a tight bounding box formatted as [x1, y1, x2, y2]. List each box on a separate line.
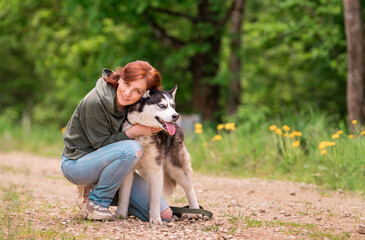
[61, 60, 173, 221]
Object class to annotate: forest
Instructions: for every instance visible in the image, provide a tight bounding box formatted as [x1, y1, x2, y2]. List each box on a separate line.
[1, 0, 364, 127]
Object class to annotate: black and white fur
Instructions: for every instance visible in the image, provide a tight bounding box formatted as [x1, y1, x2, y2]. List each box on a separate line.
[115, 85, 200, 224]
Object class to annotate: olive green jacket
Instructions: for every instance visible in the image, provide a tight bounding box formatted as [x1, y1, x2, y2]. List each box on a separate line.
[62, 68, 130, 160]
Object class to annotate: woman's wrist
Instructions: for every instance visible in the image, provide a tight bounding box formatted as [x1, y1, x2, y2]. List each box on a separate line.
[125, 128, 136, 139]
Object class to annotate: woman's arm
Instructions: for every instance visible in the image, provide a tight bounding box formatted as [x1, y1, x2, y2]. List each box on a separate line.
[125, 124, 162, 139]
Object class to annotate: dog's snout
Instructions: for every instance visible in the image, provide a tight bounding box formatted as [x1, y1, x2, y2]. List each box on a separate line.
[172, 114, 179, 121]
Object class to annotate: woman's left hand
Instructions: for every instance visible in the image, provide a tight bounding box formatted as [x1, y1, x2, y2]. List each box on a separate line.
[125, 124, 163, 138]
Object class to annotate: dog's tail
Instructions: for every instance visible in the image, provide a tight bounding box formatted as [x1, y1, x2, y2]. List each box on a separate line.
[163, 172, 177, 197]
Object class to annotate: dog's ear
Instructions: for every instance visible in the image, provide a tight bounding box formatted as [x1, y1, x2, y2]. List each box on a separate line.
[102, 68, 114, 78]
[142, 90, 150, 99]
[169, 85, 178, 99]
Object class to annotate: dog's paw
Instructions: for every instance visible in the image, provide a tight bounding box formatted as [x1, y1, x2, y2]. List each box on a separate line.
[184, 213, 203, 220]
[114, 210, 128, 219]
[149, 216, 163, 225]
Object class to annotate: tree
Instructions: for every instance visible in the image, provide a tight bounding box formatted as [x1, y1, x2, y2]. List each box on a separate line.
[343, 0, 364, 127]
[144, 0, 245, 120]
[228, 0, 246, 115]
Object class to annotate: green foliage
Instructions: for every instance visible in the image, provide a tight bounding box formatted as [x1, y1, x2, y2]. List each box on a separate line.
[241, 0, 347, 117]
[0, 0, 352, 126]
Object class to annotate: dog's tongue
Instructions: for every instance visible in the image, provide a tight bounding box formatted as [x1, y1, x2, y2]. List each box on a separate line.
[165, 123, 176, 136]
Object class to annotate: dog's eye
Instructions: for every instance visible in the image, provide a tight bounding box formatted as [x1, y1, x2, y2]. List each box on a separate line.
[171, 104, 176, 109]
[158, 104, 166, 109]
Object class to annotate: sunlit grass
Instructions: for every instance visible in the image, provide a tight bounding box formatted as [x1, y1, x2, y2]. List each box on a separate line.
[0, 125, 63, 157]
[0, 110, 364, 193]
[186, 112, 365, 193]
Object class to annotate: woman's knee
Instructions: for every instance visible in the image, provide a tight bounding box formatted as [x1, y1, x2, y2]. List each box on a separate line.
[114, 140, 143, 159]
[161, 207, 173, 221]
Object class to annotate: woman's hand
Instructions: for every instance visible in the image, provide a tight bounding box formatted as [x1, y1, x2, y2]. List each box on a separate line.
[125, 124, 163, 139]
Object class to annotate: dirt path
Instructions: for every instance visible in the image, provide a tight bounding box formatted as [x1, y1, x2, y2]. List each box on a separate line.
[0, 152, 364, 239]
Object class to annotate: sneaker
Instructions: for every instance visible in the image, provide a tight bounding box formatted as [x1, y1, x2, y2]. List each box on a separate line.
[82, 199, 113, 220]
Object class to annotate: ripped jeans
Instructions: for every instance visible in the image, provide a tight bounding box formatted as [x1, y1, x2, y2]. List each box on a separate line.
[61, 140, 172, 221]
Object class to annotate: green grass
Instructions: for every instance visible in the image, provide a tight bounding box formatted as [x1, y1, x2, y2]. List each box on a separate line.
[0, 110, 364, 193]
[186, 111, 365, 194]
[0, 124, 63, 157]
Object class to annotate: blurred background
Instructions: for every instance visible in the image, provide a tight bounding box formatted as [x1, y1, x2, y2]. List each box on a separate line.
[1, 0, 365, 192]
[2, 0, 364, 128]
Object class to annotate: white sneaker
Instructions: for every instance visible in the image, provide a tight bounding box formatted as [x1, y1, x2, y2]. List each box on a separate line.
[82, 199, 113, 220]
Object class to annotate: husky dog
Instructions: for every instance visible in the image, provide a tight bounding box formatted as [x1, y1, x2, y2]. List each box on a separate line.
[114, 85, 200, 224]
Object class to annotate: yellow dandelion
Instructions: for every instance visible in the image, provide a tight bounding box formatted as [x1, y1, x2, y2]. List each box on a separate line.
[352, 120, 357, 125]
[331, 133, 340, 139]
[361, 131, 365, 136]
[296, 131, 303, 137]
[282, 125, 290, 132]
[318, 141, 327, 150]
[275, 128, 283, 136]
[211, 135, 222, 142]
[62, 127, 66, 134]
[284, 133, 288, 137]
[289, 131, 296, 138]
[269, 125, 278, 131]
[195, 128, 203, 134]
[337, 130, 343, 135]
[195, 123, 203, 129]
[321, 150, 327, 155]
[217, 124, 224, 130]
[292, 140, 300, 148]
[225, 123, 236, 131]
[348, 134, 354, 139]
[318, 141, 336, 150]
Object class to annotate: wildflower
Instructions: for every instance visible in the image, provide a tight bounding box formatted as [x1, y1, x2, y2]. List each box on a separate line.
[331, 133, 340, 139]
[318, 141, 327, 150]
[275, 128, 283, 136]
[195, 128, 203, 134]
[337, 130, 343, 135]
[348, 135, 354, 139]
[282, 125, 290, 132]
[318, 141, 336, 150]
[225, 123, 236, 131]
[284, 133, 288, 137]
[292, 140, 300, 148]
[289, 131, 296, 138]
[352, 120, 357, 125]
[217, 124, 224, 130]
[195, 123, 203, 129]
[321, 150, 327, 155]
[211, 135, 222, 142]
[62, 127, 66, 134]
[269, 125, 278, 131]
[289, 131, 303, 138]
[361, 131, 365, 136]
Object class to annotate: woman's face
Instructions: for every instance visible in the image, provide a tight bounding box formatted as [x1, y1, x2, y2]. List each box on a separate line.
[116, 78, 147, 107]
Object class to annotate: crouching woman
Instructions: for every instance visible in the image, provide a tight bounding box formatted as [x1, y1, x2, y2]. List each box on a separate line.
[61, 61, 172, 221]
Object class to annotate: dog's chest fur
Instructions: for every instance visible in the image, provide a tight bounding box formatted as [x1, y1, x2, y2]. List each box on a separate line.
[134, 133, 165, 170]
[133, 127, 185, 170]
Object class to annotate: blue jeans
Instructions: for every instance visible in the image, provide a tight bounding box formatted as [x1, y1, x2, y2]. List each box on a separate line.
[61, 140, 171, 221]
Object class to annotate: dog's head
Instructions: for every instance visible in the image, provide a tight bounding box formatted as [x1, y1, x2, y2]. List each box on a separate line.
[127, 85, 179, 136]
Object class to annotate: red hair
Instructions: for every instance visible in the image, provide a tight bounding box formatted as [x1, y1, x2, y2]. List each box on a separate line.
[103, 61, 162, 91]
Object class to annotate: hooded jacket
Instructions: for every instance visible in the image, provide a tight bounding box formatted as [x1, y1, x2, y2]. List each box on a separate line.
[62, 68, 131, 160]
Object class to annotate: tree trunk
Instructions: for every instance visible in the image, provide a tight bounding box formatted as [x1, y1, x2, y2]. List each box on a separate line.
[343, 0, 364, 128]
[228, 0, 246, 115]
[190, 52, 221, 121]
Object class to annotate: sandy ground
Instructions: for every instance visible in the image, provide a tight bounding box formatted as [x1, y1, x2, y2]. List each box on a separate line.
[0, 151, 364, 239]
